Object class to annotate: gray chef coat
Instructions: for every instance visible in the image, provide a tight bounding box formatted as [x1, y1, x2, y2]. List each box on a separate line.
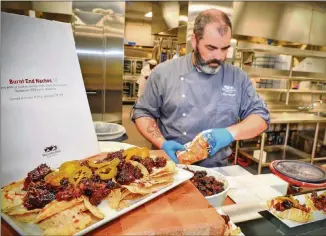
[132, 53, 270, 167]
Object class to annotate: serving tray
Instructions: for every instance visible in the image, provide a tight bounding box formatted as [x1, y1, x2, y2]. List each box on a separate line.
[1, 167, 194, 235]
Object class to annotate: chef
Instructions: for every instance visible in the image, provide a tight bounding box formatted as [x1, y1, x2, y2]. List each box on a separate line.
[132, 9, 270, 167]
[137, 59, 157, 98]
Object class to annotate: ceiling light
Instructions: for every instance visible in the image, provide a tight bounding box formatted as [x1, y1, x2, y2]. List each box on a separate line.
[144, 12, 152, 18]
[179, 15, 188, 22]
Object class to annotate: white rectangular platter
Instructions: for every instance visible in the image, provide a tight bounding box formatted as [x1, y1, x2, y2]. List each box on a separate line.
[268, 190, 326, 228]
[1, 167, 194, 235]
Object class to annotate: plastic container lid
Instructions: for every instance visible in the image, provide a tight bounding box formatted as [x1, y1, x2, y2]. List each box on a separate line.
[271, 160, 326, 184]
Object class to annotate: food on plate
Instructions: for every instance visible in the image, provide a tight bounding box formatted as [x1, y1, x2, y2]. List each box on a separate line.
[177, 132, 209, 165]
[304, 191, 326, 213]
[220, 213, 242, 236]
[1, 147, 177, 235]
[267, 195, 313, 223]
[184, 168, 224, 196]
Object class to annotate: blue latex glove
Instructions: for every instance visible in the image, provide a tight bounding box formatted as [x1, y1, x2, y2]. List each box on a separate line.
[162, 140, 185, 164]
[202, 128, 234, 156]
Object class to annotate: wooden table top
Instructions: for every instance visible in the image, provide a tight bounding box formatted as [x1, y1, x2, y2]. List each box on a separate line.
[1, 150, 232, 236]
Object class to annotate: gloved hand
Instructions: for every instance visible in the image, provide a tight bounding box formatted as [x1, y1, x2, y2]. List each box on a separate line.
[162, 140, 185, 164]
[202, 128, 234, 156]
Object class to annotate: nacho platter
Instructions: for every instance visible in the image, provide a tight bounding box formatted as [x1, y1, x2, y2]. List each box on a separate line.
[266, 190, 326, 228]
[1, 148, 194, 235]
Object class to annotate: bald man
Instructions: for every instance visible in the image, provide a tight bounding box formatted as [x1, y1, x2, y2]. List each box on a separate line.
[132, 9, 269, 167]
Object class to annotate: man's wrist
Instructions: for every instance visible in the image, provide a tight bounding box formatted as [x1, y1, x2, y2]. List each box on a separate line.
[226, 126, 237, 141]
[155, 138, 166, 149]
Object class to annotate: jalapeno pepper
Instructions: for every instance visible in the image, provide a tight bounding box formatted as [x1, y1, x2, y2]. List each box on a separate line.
[87, 160, 110, 169]
[88, 158, 120, 169]
[59, 160, 81, 176]
[44, 171, 66, 187]
[69, 166, 92, 185]
[123, 147, 140, 161]
[135, 147, 150, 159]
[95, 166, 118, 180]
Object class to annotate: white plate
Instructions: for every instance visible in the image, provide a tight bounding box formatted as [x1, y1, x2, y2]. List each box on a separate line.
[1, 167, 194, 235]
[268, 190, 326, 228]
[98, 141, 136, 152]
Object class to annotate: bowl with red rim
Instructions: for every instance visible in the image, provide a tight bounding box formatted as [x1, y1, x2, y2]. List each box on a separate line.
[178, 164, 230, 207]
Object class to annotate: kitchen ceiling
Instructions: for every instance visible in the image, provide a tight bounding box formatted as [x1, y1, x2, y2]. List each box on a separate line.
[125, 1, 152, 22]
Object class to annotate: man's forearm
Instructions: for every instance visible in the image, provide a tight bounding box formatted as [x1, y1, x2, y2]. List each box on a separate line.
[135, 117, 166, 148]
[227, 114, 268, 140]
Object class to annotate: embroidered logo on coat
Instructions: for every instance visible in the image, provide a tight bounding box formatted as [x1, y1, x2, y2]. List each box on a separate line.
[222, 85, 236, 97]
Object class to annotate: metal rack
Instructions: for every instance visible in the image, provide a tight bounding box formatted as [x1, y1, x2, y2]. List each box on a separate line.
[234, 43, 326, 174]
[123, 56, 148, 103]
[122, 78, 138, 102]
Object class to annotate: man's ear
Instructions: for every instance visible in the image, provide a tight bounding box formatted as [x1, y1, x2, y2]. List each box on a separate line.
[191, 34, 197, 50]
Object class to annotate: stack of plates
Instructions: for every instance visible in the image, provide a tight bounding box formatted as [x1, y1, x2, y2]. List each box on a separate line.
[93, 122, 126, 141]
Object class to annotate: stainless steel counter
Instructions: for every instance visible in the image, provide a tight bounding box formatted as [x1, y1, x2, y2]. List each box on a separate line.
[236, 111, 326, 174]
[270, 112, 326, 124]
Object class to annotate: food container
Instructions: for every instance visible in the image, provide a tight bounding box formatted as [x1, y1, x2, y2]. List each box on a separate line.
[269, 160, 326, 188]
[178, 164, 230, 207]
[93, 122, 126, 141]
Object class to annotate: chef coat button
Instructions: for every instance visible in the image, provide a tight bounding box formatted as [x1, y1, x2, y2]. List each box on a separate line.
[181, 94, 185, 98]
[183, 132, 187, 135]
[180, 77, 184, 81]
[182, 113, 186, 117]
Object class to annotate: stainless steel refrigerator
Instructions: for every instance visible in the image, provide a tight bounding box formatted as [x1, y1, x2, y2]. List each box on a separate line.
[72, 2, 125, 124]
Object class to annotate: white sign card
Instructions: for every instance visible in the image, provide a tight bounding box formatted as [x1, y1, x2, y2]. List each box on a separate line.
[1, 12, 100, 186]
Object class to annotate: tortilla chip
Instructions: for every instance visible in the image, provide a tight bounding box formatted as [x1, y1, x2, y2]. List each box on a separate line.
[121, 189, 132, 199]
[150, 180, 173, 193]
[274, 208, 313, 223]
[129, 160, 149, 180]
[43, 226, 76, 236]
[82, 196, 104, 219]
[117, 200, 131, 211]
[107, 189, 122, 210]
[7, 205, 40, 216]
[304, 194, 317, 211]
[35, 197, 83, 223]
[123, 193, 140, 200]
[139, 175, 174, 188]
[122, 184, 153, 195]
[12, 212, 39, 223]
[150, 161, 176, 177]
[39, 203, 88, 230]
[1, 190, 25, 213]
[2, 180, 24, 192]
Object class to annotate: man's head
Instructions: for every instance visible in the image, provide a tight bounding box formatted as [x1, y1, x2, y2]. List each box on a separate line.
[191, 9, 232, 74]
[148, 59, 157, 70]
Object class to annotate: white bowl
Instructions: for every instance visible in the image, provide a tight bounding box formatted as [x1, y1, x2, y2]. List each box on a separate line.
[177, 164, 230, 207]
[93, 122, 126, 140]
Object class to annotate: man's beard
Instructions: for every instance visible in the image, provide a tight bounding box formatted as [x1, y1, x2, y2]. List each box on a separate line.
[194, 46, 223, 75]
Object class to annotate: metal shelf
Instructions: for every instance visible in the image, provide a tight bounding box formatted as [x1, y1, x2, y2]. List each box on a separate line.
[289, 89, 326, 94]
[122, 97, 137, 102]
[256, 88, 287, 92]
[250, 75, 326, 82]
[237, 42, 326, 58]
